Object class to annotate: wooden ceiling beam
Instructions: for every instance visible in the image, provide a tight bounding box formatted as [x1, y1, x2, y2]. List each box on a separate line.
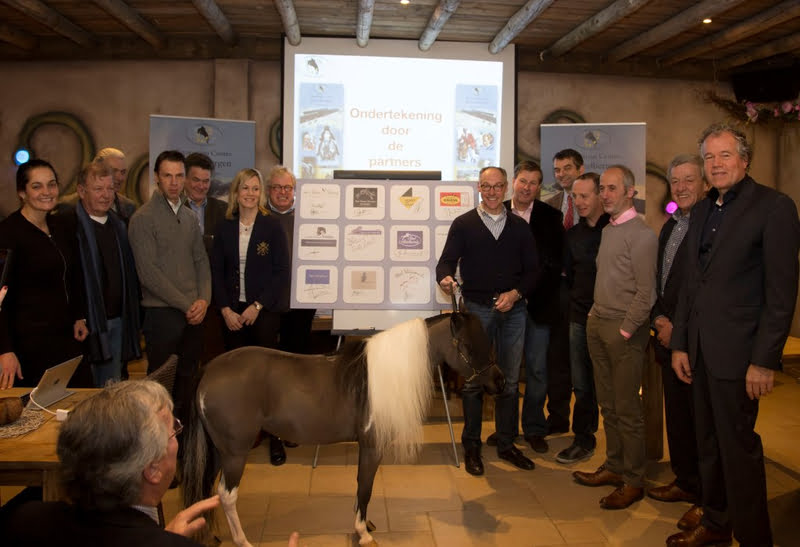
[607, 0, 748, 63]
[190, 0, 236, 46]
[719, 31, 800, 70]
[3, 0, 93, 46]
[489, 0, 555, 54]
[274, 0, 300, 46]
[660, 0, 800, 66]
[540, 0, 652, 60]
[418, 0, 460, 51]
[356, 0, 375, 48]
[0, 20, 37, 50]
[92, 0, 166, 49]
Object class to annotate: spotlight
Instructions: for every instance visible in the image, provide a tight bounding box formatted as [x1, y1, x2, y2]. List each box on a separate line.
[14, 148, 30, 165]
[665, 201, 678, 215]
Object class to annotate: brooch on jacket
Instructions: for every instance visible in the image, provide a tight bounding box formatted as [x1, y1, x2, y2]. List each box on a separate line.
[257, 241, 270, 256]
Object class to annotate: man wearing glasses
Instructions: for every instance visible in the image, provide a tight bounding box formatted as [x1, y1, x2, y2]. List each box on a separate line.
[437, 166, 539, 476]
[3, 380, 220, 546]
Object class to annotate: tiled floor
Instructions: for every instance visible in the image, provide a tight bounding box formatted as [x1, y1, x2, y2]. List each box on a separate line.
[3, 354, 799, 546]
[154, 367, 800, 547]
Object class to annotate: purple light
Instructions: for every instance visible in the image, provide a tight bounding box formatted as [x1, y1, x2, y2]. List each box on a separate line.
[665, 201, 678, 215]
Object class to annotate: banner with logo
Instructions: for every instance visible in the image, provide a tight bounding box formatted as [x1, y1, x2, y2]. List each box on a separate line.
[540, 123, 646, 212]
[290, 179, 477, 310]
[149, 115, 256, 200]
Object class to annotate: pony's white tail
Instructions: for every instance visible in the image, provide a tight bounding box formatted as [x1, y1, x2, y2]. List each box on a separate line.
[364, 317, 431, 463]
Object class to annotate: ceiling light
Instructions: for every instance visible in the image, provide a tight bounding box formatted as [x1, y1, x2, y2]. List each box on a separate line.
[702, 18, 712, 24]
[400, 0, 410, 5]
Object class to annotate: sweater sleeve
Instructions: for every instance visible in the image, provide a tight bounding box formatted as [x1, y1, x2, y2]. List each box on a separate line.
[621, 226, 658, 335]
[190, 220, 212, 303]
[436, 215, 465, 282]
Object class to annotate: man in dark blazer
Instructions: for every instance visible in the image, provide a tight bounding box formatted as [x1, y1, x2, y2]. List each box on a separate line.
[668, 123, 800, 547]
[2, 380, 219, 546]
[649, 155, 707, 523]
[497, 160, 564, 453]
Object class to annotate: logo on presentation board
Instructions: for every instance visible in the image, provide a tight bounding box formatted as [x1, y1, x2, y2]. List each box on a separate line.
[303, 56, 325, 77]
[398, 187, 421, 210]
[305, 269, 330, 284]
[353, 187, 378, 208]
[575, 129, 610, 150]
[186, 124, 222, 145]
[440, 192, 462, 207]
[351, 270, 377, 290]
[397, 230, 423, 249]
[349, 226, 382, 236]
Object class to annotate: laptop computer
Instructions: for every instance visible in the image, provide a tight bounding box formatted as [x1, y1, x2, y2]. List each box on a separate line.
[25, 356, 83, 410]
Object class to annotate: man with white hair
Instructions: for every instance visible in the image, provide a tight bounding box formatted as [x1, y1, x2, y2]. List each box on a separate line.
[3, 380, 219, 546]
[95, 147, 138, 223]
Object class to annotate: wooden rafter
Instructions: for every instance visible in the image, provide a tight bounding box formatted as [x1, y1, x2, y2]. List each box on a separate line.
[719, 31, 800, 70]
[419, 0, 460, 51]
[660, 0, 800, 66]
[489, 0, 555, 54]
[606, 0, 748, 63]
[190, 0, 236, 46]
[274, 0, 300, 46]
[0, 20, 37, 50]
[92, 0, 166, 49]
[3, 0, 92, 46]
[356, 0, 375, 48]
[540, 0, 652, 60]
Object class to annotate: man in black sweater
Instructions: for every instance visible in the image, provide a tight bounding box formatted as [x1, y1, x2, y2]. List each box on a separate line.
[560, 172, 608, 464]
[436, 166, 539, 476]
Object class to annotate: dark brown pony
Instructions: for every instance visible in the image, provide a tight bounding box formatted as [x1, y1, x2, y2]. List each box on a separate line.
[182, 311, 503, 546]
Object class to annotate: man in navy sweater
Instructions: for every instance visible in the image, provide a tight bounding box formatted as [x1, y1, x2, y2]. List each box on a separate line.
[436, 166, 539, 476]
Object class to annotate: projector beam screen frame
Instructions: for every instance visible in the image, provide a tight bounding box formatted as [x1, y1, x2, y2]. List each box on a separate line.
[283, 38, 516, 182]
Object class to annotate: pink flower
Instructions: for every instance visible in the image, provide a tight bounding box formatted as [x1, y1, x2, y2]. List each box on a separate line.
[795, 104, 800, 112]
[782, 101, 794, 114]
[745, 102, 759, 122]
[774, 108, 780, 117]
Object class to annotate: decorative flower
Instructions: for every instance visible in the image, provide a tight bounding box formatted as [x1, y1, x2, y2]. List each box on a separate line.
[705, 91, 800, 126]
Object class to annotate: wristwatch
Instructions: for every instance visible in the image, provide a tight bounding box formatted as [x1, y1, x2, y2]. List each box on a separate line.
[253, 301, 263, 311]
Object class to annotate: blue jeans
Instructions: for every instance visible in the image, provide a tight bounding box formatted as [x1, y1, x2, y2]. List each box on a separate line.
[91, 317, 123, 387]
[520, 319, 549, 437]
[461, 299, 526, 452]
[569, 322, 598, 449]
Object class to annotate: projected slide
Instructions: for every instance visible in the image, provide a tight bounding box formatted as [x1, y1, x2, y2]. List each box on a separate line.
[284, 39, 515, 182]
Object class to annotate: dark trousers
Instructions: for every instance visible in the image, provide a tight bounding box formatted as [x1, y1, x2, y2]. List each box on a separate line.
[223, 302, 281, 351]
[545, 279, 572, 430]
[142, 307, 203, 428]
[654, 342, 700, 496]
[568, 322, 598, 449]
[693, 348, 772, 546]
[279, 308, 316, 354]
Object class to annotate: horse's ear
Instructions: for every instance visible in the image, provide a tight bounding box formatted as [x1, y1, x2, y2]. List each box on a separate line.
[458, 296, 468, 314]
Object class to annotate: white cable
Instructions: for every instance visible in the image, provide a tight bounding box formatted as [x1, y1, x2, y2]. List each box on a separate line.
[28, 387, 57, 415]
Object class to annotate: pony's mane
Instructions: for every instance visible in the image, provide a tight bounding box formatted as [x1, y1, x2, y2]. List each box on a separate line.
[364, 317, 431, 463]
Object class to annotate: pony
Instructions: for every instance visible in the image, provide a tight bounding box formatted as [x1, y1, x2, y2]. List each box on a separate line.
[181, 310, 504, 546]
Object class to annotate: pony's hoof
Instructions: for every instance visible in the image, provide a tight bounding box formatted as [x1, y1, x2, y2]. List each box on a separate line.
[366, 520, 376, 532]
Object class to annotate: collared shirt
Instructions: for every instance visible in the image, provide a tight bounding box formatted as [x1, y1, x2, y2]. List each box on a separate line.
[699, 180, 743, 270]
[510, 199, 533, 224]
[660, 209, 691, 295]
[187, 198, 207, 234]
[477, 203, 507, 240]
[130, 504, 159, 523]
[609, 206, 637, 226]
[268, 200, 295, 215]
[557, 192, 580, 228]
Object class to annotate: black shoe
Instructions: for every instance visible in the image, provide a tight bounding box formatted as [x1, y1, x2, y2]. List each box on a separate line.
[546, 421, 570, 436]
[283, 441, 299, 448]
[463, 446, 484, 476]
[556, 443, 595, 464]
[269, 438, 287, 466]
[497, 446, 535, 470]
[486, 432, 498, 446]
[525, 435, 548, 453]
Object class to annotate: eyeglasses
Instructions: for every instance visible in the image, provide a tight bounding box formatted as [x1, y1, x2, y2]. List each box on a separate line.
[170, 417, 183, 439]
[269, 184, 294, 193]
[479, 184, 506, 193]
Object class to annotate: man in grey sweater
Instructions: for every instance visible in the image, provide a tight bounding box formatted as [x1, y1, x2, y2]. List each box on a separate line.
[128, 150, 211, 429]
[572, 165, 657, 510]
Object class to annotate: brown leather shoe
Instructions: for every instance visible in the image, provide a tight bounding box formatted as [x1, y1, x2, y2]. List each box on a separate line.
[600, 484, 644, 509]
[677, 504, 703, 531]
[648, 480, 698, 503]
[573, 465, 624, 487]
[666, 525, 732, 546]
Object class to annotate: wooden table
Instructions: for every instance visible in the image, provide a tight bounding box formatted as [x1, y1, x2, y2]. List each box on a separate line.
[0, 388, 97, 501]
